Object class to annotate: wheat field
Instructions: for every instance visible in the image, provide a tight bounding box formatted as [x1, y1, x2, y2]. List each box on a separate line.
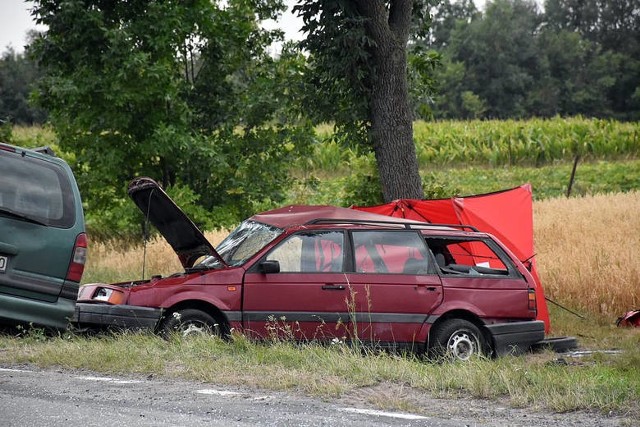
[84, 192, 639, 318]
[535, 191, 639, 317]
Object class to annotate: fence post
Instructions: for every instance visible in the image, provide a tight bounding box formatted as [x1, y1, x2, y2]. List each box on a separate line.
[566, 154, 580, 197]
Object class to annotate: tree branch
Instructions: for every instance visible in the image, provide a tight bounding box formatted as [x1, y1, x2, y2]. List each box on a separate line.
[355, 0, 413, 44]
[354, 0, 389, 42]
[388, 0, 413, 43]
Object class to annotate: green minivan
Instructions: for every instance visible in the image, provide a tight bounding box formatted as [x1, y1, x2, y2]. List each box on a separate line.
[0, 142, 87, 330]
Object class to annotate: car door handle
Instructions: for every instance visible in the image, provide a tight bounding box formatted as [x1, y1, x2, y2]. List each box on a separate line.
[322, 284, 345, 290]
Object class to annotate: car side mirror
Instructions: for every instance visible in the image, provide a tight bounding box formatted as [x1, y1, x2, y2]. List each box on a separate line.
[259, 260, 280, 274]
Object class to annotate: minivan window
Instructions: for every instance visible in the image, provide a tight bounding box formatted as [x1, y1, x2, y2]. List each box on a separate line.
[0, 152, 75, 228]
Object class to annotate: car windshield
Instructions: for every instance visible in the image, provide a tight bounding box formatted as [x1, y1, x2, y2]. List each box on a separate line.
[197, 220, 283, 268]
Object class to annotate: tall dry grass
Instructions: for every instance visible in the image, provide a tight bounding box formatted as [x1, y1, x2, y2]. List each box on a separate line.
[84, 231, 228, 283]
[84, 193, 639, 318]
[535, 191, 640, 318]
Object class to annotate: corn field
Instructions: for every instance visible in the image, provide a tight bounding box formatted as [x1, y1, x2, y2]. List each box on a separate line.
[413, 117, 640, 167]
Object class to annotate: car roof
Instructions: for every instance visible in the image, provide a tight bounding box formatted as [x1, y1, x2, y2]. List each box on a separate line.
[0, 142, 60, 162]
[249, 205, 480, 237]
[249, 205, 420, 228]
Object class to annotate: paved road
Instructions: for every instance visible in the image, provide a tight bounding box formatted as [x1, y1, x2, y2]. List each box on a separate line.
[0, 366, 628, 426]
[0, 366, 461, 427]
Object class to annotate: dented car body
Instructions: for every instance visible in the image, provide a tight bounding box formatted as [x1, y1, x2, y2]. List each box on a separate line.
[75, 177, 544, 359]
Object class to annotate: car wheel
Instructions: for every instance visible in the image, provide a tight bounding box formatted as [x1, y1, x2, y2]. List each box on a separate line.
[161, 309, 221, 338]
[430, 319, 486, 361]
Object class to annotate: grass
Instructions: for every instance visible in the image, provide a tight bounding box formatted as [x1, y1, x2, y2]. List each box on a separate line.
[82, 230, 228, 283]
[293, 157, 640, 205]
[9, 125, 57, 149]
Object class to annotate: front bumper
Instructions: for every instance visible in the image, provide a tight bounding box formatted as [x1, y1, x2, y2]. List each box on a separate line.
[72, 302, 162, 330]
[484, 320, 546, 356]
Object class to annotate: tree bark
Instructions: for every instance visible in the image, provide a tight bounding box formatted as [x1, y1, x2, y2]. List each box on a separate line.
[356, 0, 424, 202]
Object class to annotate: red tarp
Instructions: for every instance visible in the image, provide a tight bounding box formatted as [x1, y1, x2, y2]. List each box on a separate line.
[352, 184, 551, 333]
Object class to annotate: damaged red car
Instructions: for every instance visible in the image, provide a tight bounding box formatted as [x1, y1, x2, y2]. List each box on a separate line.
[75, 177, 545, 360]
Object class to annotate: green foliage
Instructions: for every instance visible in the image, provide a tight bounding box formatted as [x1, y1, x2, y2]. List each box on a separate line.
[449, 0, 542, 119]
[0, 119, 12, 142]
[317, 152, 461, 207]
[192, 124, 315, 228]
[412, 117, 640, 167]
[424, 160, 640, 200]
[29, 0, 315, 240]
[341, 155, 384, 207]
[10, 126, 56, 148]
[425, 0, 640, 120]
[86, 182, 220, 244]
[460, 91, 486, 119]
[408, 48, 442, 120]
[294, 1, 437, 201]
[294, 117, 638, 205]
[294, 0, 373, 147]
[0, 47, 46, 125]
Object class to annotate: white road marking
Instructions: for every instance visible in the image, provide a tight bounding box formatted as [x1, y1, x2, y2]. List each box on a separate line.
[196, 389, 242, 396]
[0, 367, 32, 373]
[196, 389, 276, 400]
[252, 395, 274, 401]
[75, 375, 142, 384]
[341, 407, 428, 420]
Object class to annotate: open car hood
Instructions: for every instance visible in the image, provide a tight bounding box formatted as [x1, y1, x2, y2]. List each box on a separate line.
[127, 177, 226, 269]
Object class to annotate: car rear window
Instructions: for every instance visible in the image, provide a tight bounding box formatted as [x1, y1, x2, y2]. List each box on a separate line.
[0, 151, 76, 228]
[426, 237, 513, 276]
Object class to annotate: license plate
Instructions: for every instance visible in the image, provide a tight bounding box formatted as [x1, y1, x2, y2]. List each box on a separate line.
[0, 256, 7, 273]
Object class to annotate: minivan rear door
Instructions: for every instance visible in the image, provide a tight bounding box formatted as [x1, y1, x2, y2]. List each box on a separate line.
[0, 148, 79, 302]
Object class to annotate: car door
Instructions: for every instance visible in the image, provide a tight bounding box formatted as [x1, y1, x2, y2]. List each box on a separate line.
[426, 236, 532, 320]
[242, 230, 350, 341]
[343, 230, 443, 348]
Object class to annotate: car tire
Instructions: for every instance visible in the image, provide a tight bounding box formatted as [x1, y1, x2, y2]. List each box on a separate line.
[429, 319, 487, 361]
[160, 309, 222, 338]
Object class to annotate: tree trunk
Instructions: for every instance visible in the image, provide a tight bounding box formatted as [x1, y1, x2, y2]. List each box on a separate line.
[357, 0, 424, 202]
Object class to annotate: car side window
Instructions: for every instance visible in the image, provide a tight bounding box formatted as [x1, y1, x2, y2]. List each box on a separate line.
[426, 237, 513, 276]
[351, 230, 431, 274]
[265, 231, 344, 273]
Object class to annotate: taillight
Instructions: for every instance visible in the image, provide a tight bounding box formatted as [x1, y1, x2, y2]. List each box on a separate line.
[528, 288, 537, 312]
[66, 233, 88, 282]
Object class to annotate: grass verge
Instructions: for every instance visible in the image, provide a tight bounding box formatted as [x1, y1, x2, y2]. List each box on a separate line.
[1, 316, 638, 419]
